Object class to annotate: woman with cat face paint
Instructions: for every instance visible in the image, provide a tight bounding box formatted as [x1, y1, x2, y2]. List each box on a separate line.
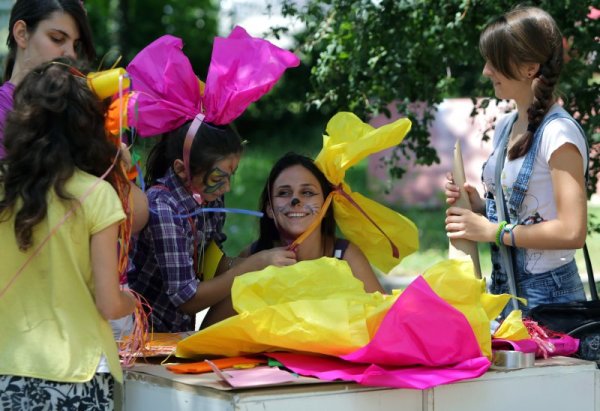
[247, 152, 385, 292]
[200, 152, 385, 329]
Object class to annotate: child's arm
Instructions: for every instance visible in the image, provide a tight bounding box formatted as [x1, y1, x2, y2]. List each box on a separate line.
[129, 183, 149, 233]
[343, 242, 386, 293]
[92, 223, 136, 320]
[119, 143, 149, 233]
[179, 247, 296, 315]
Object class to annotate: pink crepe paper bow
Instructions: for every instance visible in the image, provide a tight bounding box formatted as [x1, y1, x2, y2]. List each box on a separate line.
[124, 26, 300, 137]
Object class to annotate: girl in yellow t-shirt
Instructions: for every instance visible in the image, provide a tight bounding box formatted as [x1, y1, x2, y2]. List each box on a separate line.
[0, 59, 135, 409]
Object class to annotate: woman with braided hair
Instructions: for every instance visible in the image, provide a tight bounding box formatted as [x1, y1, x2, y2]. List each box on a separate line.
[444, 5, 588, 316]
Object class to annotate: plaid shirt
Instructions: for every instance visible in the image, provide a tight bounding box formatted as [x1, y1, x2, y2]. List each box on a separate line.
[128, 168, 226, 332]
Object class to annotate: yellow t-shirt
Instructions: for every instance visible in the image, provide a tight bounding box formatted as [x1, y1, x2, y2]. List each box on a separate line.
[0, 170, 126, 383]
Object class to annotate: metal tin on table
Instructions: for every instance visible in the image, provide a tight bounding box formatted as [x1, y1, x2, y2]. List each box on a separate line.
[491, 350, 535, 370]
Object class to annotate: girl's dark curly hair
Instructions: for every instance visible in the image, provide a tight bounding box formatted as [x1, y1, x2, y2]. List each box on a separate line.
[479, 6, 563, 160]
[0, 58, 127, 251]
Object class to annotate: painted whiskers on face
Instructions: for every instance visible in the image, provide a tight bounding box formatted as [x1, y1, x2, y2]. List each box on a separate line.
[274, 202, 320, 218]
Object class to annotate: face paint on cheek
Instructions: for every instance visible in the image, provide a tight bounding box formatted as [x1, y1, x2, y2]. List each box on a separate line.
[277, 203, 319, 215]
[305, 204, 320, 215]
[274, 205, 287, 215]
[203, 167, 229, 194]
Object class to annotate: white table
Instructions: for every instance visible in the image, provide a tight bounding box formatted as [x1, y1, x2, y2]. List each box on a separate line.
[122, 357, 600, 411]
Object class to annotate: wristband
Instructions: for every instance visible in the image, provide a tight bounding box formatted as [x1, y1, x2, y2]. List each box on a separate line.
[495, 221, 507, 246]
[502, 223, 516, 247]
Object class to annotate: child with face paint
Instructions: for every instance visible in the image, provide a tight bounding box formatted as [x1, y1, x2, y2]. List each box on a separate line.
[128, 123, 296, 332]
[201, 153, 386, 328]
[123, 32, 300, 332]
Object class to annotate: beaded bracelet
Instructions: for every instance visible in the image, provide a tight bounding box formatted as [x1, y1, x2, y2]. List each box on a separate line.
[502, 223, 517, 247]
[495, 221, 508, 246]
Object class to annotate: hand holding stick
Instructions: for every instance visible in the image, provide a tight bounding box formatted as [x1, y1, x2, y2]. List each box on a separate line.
[449, 140, 483, 279]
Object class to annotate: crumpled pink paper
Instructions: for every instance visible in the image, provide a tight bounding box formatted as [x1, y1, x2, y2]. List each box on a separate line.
[124, 27, 299, 136]
[203, 26, 300, 125]
[126, 35, 200, 137]
[268, 276, 490, 389]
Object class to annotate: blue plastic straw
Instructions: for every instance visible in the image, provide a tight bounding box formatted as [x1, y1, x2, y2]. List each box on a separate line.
[149, 207, 263, 219]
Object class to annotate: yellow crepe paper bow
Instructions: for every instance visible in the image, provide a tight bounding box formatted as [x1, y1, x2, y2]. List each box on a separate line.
[310, 112, 419, 273]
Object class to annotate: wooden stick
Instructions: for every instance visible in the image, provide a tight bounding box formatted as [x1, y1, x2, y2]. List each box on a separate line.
[449, 140, 483, 279]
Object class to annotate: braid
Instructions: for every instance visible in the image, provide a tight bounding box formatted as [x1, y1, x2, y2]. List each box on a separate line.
[504, 7, 564, 160]
[510, 49, 562, 159]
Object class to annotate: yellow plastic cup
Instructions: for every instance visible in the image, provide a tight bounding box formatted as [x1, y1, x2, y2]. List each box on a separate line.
[87, 68, 130, 100]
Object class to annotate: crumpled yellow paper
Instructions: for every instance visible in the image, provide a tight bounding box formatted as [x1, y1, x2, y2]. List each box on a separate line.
[177, 258, 512, 360]
[422, 259, 512, 359]
[176, 258, 393, 358]
[314, 112, 418, 273]
[493, 309, 530, 341]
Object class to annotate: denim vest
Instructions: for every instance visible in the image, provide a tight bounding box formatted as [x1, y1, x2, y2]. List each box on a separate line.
[484, 107, 587, 315]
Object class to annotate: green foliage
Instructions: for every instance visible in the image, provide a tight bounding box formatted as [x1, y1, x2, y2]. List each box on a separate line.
[84, 0, 218, 71]
[279, 0, 600, 194]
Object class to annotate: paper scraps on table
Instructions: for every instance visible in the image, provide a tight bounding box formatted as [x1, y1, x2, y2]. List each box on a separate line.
[206, 361, 298, 388]
[166, 356, 266, 374]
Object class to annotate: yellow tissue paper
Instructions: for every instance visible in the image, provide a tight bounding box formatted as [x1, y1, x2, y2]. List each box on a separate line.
[201, 240, 223, 281]
[493, 309, 530, 341]
[177, 257, 513, 361]
[314, 112, 419, 273]
[176, 258, 394, 358]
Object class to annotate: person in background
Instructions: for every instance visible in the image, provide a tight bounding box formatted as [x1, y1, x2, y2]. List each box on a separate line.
[0, 0, 148, 234]
[0, 0, 95, 153]
[445, 5, 588, 316]
[0, 58, 135, 410]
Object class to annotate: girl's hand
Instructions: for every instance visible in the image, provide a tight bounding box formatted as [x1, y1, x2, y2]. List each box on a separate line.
[445, 206, 497, 243]
[244, 247, 297, 273]
[445, 172, 485, 213]
[257, 247, 297, 267]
